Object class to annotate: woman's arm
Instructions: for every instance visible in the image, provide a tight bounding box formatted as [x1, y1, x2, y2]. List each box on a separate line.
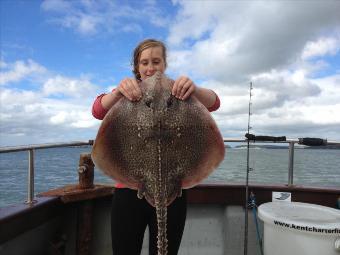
[100, 89, 123, 110]
[193, 87, 218, 110]
[102, 77, 141, 109]
[172, 76, 220, 111]
[92, 90, 124, 120]
[92, 78, 141, 120]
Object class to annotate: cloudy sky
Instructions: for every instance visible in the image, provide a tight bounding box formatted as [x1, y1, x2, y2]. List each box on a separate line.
[1, 0, 340, 146]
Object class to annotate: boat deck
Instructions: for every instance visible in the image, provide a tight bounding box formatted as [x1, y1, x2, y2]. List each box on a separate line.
[1, 184, 339, 255]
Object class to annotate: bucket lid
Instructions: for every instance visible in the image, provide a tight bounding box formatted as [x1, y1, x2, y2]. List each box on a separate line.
[258, 202, 340, 235]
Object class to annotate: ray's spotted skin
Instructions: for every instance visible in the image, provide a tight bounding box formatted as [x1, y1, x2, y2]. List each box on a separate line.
[92, 72, 225, 255]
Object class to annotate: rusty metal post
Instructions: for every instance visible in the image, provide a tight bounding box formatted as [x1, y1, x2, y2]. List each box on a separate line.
[76, 153, 94, 255]
[78, 153, 94, 189]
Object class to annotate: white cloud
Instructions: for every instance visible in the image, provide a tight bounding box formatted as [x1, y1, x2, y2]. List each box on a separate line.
[302, 37, 340, 59]
[0, 59, 47, 85]
[213, 69, 340, 138]
[71, 111, 98, 128]
[41, 0, 170, 35]
[40, 0, 72, 12]
[49, 108, 97, 128]
[310, 74, 340, 106]
[0, 60, 8, 68]
[41, 0, 109, 35]
[47, 11, 103, 35]
[75, 14, 101, 35]
[168, 1, 218, 45]
[121, 23, 143, 34]
[167, 1, 340, 80]
[50, 111, 68, 124]
[167, 1, 340, 140]
[0, 59, 101, 146]
[42, 75, 98, 98]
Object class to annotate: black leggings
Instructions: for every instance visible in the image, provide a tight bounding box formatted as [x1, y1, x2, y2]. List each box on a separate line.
[111, 188, 187, 255]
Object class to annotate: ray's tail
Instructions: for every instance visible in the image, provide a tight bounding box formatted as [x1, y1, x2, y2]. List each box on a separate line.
[156, 119, 169, 255]
[156, 203, 168, 255]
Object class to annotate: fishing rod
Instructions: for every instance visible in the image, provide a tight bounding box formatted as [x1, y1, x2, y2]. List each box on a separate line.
[243, 83, 264, 255]
[244, 82, 252, 255]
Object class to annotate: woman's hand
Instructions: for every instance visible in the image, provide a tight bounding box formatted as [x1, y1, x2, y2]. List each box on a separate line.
[172, 76, 196, 100]
[117, 78, 142, 101]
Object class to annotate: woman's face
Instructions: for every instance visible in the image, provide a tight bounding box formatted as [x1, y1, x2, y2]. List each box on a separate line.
[138, 46, 166, 80]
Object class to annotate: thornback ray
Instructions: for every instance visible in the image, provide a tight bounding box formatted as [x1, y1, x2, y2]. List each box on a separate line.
[91, 71, 225, 255]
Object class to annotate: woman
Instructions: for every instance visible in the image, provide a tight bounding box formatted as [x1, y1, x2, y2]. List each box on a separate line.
[92, 39, 220, 255]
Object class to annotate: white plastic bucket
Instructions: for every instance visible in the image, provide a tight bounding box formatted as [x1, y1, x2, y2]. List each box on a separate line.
[258, 202, 340, 255]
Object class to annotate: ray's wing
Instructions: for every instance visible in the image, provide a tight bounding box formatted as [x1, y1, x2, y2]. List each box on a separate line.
[177, 97, 225, 188]
[91, 96, 157, 189]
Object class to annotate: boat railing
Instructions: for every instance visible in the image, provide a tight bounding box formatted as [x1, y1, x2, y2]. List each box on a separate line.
[0, 140, 94, 204]
[0, 138, 339, 204]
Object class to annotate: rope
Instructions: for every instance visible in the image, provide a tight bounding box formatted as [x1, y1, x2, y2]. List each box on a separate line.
[248, 192, 264, 255]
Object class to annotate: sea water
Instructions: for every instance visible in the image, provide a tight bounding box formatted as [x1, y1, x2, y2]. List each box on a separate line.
[0, 146, 339, 207]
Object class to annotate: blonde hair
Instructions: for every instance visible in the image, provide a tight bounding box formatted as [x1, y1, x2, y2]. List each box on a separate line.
[132, 39, 167, 81]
